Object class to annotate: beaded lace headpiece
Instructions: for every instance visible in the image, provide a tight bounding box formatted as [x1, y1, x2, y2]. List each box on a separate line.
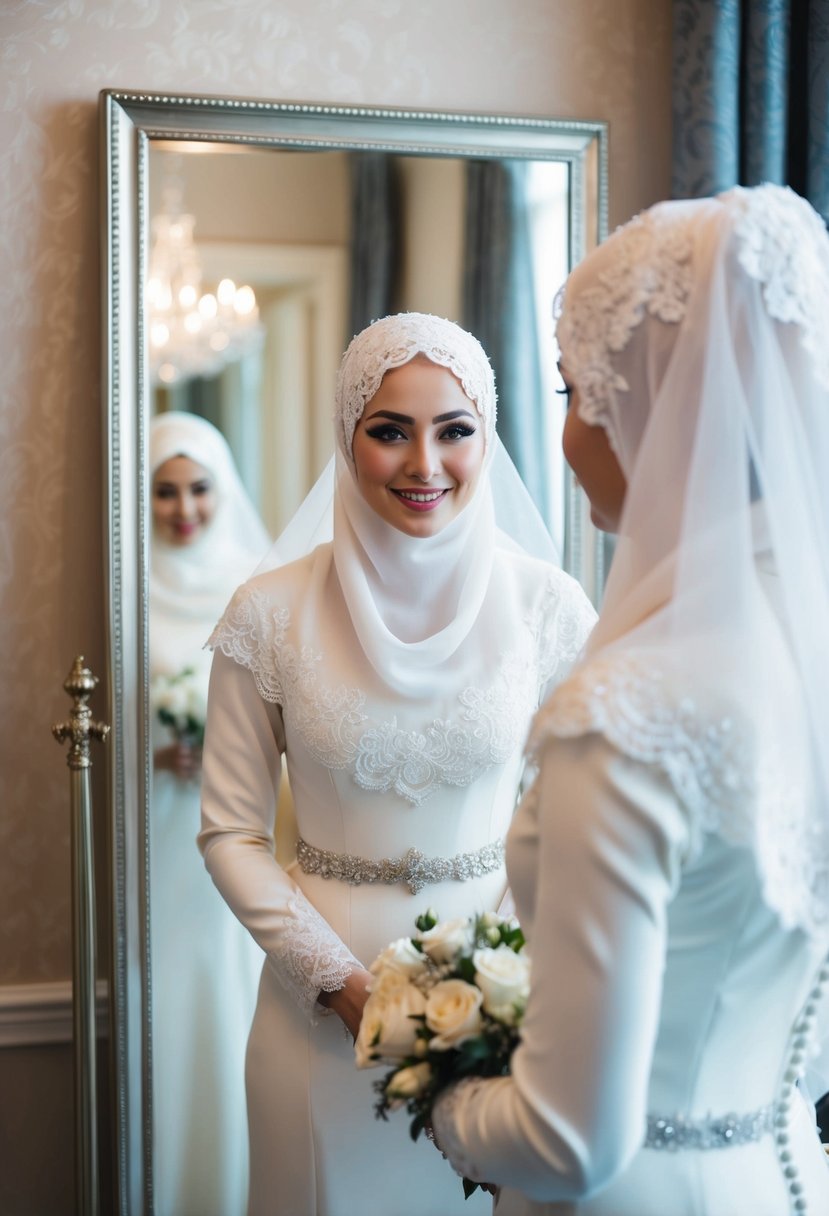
[334, 312, 497, 458]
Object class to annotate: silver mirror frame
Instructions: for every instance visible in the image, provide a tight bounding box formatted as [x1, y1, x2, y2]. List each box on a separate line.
[99, 89, 607, 1215]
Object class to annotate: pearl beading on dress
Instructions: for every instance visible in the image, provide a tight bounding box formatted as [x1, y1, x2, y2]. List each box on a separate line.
[772, 953, 829, 1216]
[296, 837, 505, 895]
[645, 1105, 777, 1151]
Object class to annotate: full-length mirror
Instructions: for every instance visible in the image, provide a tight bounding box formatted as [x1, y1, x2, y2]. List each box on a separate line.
[101, 91, 607, 1215]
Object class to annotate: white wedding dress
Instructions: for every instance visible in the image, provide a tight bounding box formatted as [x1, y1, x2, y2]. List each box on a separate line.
[150, 622, 264, 1216]
[199, 542, 595, 1216]
[433, 638, 829, 1215]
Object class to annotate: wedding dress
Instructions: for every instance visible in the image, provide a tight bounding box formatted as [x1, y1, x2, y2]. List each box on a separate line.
[199, 313, 597, 1215]
[432, 187, 829, 1214]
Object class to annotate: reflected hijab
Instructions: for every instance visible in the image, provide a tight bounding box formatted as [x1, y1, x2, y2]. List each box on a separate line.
[150, 412, 270, 629]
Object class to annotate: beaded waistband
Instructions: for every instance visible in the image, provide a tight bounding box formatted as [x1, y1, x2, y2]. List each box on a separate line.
[295, 837, 505, 895]
[645, 1104, 777, 1151]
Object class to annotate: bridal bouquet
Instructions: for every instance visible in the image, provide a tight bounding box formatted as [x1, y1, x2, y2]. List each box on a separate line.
[355, 909, 529, 1197]
[150, 666, 209, 746]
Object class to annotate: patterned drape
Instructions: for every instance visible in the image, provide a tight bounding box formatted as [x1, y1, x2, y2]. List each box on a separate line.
[673, 0, 829, 222]
[463, 159, 548, 516]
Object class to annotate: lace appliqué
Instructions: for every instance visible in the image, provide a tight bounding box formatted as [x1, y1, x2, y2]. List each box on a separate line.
[335, 313, 497, 457]
[270, 891, 359, 1018]
[557, 183, 829, 450]
[529, 653, 829, 940]
[432, 1077, 494, 1181]
[531, 570, 597, 689]
[556, 208, 696, 450]
[724, 184, 829, 390]
[209, 585, 540, 806]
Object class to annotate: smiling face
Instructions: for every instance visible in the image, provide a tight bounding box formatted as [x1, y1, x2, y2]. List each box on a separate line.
[350, 356, 487, 538]
[561, 381, 627, 533]
[151, 454, 217, 546]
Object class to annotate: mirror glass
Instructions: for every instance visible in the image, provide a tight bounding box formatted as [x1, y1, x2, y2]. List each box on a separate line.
[101, 92, 607, 1215]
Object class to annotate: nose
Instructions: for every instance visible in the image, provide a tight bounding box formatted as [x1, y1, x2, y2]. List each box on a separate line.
[405, 436, 439, 482]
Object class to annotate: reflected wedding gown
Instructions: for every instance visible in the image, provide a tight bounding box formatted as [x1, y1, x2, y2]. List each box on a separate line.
[199, 544, 595, 1216]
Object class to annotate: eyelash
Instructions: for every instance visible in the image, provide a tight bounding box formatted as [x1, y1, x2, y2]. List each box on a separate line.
[365, 423, 477, 443]
[154, 482, 212, 499]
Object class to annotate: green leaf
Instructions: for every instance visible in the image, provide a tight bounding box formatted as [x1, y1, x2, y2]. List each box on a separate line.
[462, 1178, 481, 1199]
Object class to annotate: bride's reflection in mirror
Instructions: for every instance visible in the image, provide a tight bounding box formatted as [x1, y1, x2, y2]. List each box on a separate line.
[149, 412, 269, 1214]
[146, 140, 575, 1213]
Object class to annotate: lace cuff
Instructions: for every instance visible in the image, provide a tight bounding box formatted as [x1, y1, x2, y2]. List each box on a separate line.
[432, 1077, 493, 1182]
[269, 890, 360, 1019]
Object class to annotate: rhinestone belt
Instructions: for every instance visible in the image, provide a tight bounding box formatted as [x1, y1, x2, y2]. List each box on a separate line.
[295, 837, 505, 895]
[645, 1104, 777, 1151]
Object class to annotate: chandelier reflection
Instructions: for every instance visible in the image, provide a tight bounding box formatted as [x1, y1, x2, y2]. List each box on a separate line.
[147, 182, 264, 386]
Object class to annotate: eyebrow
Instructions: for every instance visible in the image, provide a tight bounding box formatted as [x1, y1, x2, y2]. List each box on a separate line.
[364, 408, 476, 425]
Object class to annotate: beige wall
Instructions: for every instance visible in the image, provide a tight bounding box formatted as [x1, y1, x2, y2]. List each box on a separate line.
[0, 0, 670, 1206]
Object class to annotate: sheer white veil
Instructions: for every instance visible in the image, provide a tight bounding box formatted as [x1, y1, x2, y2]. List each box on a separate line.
[544, 185, 829, 943]
[252, 312, 560, 697]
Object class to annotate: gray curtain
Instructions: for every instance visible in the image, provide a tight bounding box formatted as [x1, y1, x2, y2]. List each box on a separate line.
[463, 159, 548, 516]
[348, 152, 401, 338]
[673, 0, 829, 222]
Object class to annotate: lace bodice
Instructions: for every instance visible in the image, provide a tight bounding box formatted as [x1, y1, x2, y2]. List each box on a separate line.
[208, 564, 594, 807]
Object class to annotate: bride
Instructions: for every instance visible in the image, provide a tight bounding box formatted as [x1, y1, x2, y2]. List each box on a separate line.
[150, 411, 269, 1216]
[432, 185, 829, 1214]
[198, 312, 596, 1215]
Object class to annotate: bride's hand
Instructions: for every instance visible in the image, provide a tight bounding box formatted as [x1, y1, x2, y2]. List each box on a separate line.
[154, 742, 202, 780]
[318, 966, 373, 1039]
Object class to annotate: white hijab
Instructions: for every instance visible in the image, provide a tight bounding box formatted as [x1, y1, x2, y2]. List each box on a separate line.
[253, 312, 559, 697]
[537, 185, 829, 941]
[150, 411, 270, 633]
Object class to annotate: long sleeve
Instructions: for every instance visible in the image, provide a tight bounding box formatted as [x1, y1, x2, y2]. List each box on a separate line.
[433, 733, 690, 1202]
[198, 649, 360, 1018]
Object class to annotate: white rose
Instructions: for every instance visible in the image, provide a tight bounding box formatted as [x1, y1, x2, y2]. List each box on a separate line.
[386, 1061, 432, 1100]
[473, 946, 531, 1025]
[418, 917, 473, 964]
[157, 682, 189, 717]
[354, 974, 426, 1069]
[424, 979, 483, 1050]
[184, 679, 208, 722]
[369, 937, 428, 980]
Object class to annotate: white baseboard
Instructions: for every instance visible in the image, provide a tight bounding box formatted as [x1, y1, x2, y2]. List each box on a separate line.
[0, 980, 108, 1047]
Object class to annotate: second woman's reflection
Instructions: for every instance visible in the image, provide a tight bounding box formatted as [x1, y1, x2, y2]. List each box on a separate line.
[149, 411, 270, 1216]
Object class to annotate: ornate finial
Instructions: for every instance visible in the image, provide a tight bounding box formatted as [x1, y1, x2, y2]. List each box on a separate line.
[52, 656, 110, 770]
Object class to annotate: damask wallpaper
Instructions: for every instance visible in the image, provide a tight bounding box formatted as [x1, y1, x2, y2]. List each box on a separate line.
[0, 0, 671, 987]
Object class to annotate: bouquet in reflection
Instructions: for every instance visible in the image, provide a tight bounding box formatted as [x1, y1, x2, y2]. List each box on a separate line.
[355, 909, 529, 1197]
[150, 665, 209, 747]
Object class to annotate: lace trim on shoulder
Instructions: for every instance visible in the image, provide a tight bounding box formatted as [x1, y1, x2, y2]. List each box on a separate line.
[530, 571, 597, 690]
[529, 652, 829, 939]
[432, 1076, 493, 1181]
[268, 890, 358, 1019]
[208, 583, 290, 705]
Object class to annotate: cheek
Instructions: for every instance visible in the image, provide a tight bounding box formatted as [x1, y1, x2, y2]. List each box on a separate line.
[353, 437, 394, 486]
[451, 438, 486, 487]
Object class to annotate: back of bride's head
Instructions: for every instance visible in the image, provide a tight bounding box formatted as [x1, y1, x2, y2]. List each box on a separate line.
[547, 184, 829, 940]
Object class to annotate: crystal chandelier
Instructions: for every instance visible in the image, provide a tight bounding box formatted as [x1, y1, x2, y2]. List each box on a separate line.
[147, 174, 264, 386]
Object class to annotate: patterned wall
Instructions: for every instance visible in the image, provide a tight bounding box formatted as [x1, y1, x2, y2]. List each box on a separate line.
[0, 0, 671, 985]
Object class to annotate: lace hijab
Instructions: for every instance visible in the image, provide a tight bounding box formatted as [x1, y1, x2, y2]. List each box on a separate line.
[536, 186, 829, 939]
[251, 312, 560, 699]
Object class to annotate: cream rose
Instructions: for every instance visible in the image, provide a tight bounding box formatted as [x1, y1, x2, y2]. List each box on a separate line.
[385, 1061, 432, 1100]
[424, 979, 483, 1050]
[473, 945, 531, 1024]
[369, 937, 428, 980]
[417, 917, 473, 964]
[354, 972, 426, 1069]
